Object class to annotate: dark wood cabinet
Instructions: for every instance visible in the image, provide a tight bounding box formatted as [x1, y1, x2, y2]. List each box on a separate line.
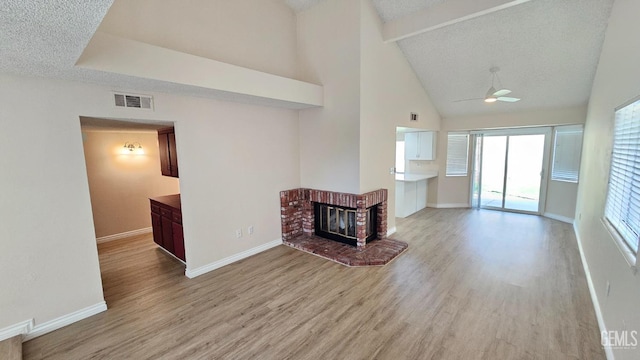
[158, 127, 179, 178]
[150, 194, 185, 262]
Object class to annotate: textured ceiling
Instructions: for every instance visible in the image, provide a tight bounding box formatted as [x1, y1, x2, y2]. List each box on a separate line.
[1, 0, 615, 117]
[0, 0, 315, 110]
[372, 0, 445, 22]
[396, 0, 614, 118]
[286, 0, 614, 118]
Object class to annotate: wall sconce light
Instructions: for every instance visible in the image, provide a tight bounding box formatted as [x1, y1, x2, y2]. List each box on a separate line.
[123, 142, 144, 155]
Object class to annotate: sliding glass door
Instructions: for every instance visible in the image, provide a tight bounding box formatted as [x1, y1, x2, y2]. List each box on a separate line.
[471, 128, 550, 214]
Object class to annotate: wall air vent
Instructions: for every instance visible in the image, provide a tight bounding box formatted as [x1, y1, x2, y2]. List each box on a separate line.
[113, 93, 154, 110]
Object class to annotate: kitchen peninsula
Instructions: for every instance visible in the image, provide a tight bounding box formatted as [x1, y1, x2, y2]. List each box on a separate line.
[395, 171, 438, 218]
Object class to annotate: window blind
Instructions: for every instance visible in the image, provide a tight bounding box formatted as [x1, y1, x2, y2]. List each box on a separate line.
[446, 133, 469, 176]
[605, 99, 640, 253]
[551, 125, 583, 182]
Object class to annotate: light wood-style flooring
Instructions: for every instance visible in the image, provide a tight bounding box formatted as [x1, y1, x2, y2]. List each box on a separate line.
[0, 336, 22, 360]
[23, 209, 605, 359]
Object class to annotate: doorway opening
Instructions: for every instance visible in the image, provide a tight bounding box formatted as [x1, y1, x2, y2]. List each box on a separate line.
[79, 116, 184, 306]
[471, 128, 550, 214]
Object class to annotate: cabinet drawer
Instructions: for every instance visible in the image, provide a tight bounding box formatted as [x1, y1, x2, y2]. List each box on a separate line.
[151, 203, 161, 214]
[160, 207, 172, 217]
[172, 211, 182, 224]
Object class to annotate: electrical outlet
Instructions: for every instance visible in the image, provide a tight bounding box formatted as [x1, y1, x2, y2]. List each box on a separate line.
[248, 226, 254, 235]
[389, 167, 395, 175]
[236, 229, 242, 238]
[606, 281, 611, 297]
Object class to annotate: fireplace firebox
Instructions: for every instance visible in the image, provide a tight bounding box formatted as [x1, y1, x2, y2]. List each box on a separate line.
[314, 203, 377, 246]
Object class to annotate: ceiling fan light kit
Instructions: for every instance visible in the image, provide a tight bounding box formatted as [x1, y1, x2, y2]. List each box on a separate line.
[455, 67, 521, 104]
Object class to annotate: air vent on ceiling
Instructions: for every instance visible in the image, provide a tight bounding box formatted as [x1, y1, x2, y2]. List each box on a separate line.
[114, 93, 154, 110]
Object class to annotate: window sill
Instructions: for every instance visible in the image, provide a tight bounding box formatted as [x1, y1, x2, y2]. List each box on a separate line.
[601, 218, 638, 274]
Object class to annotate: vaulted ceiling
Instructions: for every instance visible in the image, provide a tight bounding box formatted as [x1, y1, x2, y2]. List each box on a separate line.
[1, 0, 614, 118]
[288, 0, 614, 118]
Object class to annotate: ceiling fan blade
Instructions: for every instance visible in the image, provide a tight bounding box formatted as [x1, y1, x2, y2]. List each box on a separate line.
[453, 98, 484, 103]
[497, 97, 520, 102]
[493, 89, 511, 97]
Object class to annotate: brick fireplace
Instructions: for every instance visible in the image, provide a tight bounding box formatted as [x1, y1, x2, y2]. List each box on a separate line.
[280, 188, 387, 247]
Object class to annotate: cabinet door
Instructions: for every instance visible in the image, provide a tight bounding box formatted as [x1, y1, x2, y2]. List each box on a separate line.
[151, 212, 163, 247]
[403, 181, 418, 217]
[168, 132, 179, 177]
[419, 132, 435, 160]
[158, 133, 171, 176]
[161, 215, 175, 253]
[405, 132, 420, 160]
[416, 179, 428, 211]
[172, 222, 185, 261]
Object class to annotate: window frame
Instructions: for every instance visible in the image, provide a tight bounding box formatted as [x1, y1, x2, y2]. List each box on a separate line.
[551, 125, 584, 183]
[446, 132, 470, 177]
[603, 96, 640, 269]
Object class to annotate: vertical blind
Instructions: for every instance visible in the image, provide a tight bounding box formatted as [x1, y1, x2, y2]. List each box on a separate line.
[605, 98, 640, 253]
[551, 125, 584, 182]
[446, 133, 469, 176]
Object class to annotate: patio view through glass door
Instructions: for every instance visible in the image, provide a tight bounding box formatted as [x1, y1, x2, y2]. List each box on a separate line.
[472, 129, 549, 214]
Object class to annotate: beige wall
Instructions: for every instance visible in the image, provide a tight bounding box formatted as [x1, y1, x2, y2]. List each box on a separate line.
[574, 0, 640, 358]
[435, 106, 587, 214]
[98, 0, 298, 78]
[297, 0, 362, 194]
[81, 130, 180, 239]
[0, 0, 302, 332]
[443, 105, 588, 131]
[297, 0, 441, 231]
[359, 0, 441, 230]
[0, 72, 300, 332]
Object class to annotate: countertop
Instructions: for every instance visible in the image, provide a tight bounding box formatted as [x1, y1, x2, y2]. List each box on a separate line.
[395, 172, 438, 182]
[149, 194, 181, 209]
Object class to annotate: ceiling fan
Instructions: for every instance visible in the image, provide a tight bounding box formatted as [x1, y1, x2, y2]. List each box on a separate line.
[454, 67, 521, 103]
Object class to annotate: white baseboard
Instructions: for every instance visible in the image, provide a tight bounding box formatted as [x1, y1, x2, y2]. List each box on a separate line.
[97, 227, 152, 244]
[0, 319, 33, 342]
[185, 239, 282, 279]
[573, 223, 613, 360]
[426, 203, 470, 209]
[23, 302, 107, 341]
[544, 212, 574, 224]
[387, 227, 397, 236]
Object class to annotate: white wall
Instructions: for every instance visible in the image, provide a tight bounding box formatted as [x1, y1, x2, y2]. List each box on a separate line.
[98, 0, 298, 78]
[575, 0, 640, 358]
[359, 0, 441, 230]
[297, 0, 362, 194]
[436, 106, 587, 216]
[0, 73, 300, 332]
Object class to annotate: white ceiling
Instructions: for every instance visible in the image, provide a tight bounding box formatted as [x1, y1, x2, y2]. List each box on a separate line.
[1, 0, 614, 117]
[394, 0, 614, 118]
[288, 0, 614, 118]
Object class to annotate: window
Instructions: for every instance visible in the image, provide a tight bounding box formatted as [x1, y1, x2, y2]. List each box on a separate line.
[395, 140, 405, 173]
[446, 133, 469, 176]
[605, 98, 640, 254]
[551, 125, 584, 182]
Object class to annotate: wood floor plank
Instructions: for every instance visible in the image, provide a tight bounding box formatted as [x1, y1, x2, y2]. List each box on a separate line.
[0, 335, 22, 360]
[22, 209, 605, 359]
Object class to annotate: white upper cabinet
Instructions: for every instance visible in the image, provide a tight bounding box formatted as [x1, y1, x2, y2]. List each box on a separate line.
[405, 131, 436, 160]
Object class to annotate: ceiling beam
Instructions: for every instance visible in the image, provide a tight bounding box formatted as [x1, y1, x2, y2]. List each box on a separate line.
[383, 0, 533, 43]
